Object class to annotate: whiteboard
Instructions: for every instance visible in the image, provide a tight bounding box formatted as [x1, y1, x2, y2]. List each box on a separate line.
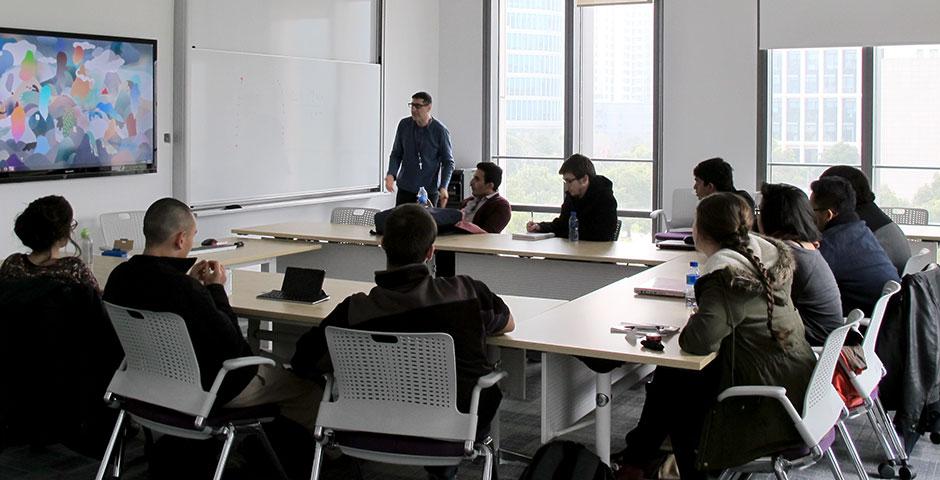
[182, 49, 381, 208]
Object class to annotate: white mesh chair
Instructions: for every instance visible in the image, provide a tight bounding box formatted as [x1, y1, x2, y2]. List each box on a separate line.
[903, 248, 934, 277]
[330, 207, 380, 227]
[881, 207, 928, 226]
[310, 327, 505, 480]
[99, 211, 146, 250]
[716, 313, 865, 480]
[650, 188, 697, 239]
[95, 303, 287, 480]
[838, 281, 912, 479]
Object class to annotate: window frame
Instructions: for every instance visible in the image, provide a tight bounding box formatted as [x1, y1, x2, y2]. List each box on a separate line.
[485, 0, 662, 220]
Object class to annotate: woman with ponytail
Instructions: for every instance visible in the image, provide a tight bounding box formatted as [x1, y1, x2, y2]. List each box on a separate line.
[616, 193, 814, 480]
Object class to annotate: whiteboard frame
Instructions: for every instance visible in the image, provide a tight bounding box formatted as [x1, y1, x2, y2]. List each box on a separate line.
[173, 0, 385, 210]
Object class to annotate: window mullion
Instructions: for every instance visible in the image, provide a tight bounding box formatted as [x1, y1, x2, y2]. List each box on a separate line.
[861, 46, 874, 179]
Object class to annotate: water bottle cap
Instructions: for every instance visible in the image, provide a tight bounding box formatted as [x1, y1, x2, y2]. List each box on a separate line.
[689, 261, 698, 267]
[80, 227, 91, 239]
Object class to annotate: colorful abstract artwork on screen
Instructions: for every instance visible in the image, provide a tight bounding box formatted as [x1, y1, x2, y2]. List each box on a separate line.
[0, 29, 156, 181]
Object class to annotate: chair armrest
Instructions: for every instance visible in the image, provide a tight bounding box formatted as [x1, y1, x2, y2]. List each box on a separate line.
[222, 355, 276, 372]
[196, 356, 277, 425]
[717, 385, 810, 445]
[650, 209, 667, 236]
[468, 371, 507, 416]
[321, 373, 335, 403]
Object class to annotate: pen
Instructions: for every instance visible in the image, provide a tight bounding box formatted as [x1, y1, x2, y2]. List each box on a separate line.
[529, 211, 534, 222]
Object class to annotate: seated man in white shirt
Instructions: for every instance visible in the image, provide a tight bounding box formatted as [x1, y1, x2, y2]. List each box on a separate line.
[459, 162, 512, 233]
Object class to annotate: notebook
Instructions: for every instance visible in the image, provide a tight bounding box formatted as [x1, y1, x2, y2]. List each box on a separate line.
[257, 267, 330, 304]
[512, 232, 555, 241]
[633, 277, 686, 298]
[655, 239, 695, 250]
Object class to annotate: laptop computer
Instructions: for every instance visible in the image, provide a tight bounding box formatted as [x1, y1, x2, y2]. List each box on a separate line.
[257, 267, 330, 304]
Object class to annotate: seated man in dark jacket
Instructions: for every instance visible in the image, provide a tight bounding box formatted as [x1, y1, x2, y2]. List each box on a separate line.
[811, 177, 901, 316]
[459, 162, 512, 233]
[103, 198, 319, 431]
[821, 165, 911, 275]
[525, 153, 618, 241]
[292, 204, 514, 479]
[692, 157, 756, 211]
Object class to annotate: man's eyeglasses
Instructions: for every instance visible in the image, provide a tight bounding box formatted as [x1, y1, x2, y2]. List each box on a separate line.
[70, 219, 79, 231]
[408, 102, 429, 109]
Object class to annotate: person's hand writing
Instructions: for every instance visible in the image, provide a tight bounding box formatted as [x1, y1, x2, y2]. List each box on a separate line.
[385, 174, 396, 192]
[526, 221, 540, 233]
[438, 187, 449, 207]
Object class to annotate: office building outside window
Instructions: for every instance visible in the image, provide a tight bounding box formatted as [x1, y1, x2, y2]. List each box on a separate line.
[492, 0, 656, 237]
[765, 44, 940, 225]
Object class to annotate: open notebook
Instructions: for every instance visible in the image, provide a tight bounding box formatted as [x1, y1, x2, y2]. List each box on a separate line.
[512, 232, 554, 241]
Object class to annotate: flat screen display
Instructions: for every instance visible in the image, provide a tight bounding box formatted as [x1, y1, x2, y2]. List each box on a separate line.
[0, 27, 156, 183]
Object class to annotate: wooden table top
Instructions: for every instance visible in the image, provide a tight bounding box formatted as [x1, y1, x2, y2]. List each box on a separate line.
[90, 237, 320, 285]
[488, 252, 716, 370]
[900, 224, 940, 242]
[233, 221, 683, 266]
[229, 269, 566, 327]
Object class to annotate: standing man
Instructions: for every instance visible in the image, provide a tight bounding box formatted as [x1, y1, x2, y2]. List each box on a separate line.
[386, 91, 454, 207]
[526, 153, 618, 241]
[460, 162, 512, 233]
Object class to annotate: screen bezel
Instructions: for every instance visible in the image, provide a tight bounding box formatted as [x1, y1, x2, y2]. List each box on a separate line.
[0, 26, 158, 184]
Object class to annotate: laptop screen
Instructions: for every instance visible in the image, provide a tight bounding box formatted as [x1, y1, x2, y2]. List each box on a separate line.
[281, 267, 325, 301]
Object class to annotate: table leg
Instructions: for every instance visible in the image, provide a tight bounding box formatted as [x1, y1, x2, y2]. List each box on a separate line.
[435, 250, 456, 277]
[595, 371, 612, 465]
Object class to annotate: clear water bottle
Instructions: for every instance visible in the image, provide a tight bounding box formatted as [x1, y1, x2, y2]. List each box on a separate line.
[417, 186, 429, 206]
[685, 261, 700, 315]
[80, 227, 94, 266]
[568, 211, 579, 241]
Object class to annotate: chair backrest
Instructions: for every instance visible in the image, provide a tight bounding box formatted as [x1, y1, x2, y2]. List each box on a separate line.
[882, 207, 928, 226]
[800, 313, 861, 445]
[103, 302, 210, 416]
[318, 327, 476, 442]
[614, 219, 623, 240]
[863, 281, 902, 358]
[99, 211, 146, 249]
[903, 247, 934, 277]
[669, 188, 697, 230]
[330, 207, 380, 226]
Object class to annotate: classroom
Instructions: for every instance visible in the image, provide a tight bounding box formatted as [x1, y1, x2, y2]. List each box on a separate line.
[2, 0, 940, 479]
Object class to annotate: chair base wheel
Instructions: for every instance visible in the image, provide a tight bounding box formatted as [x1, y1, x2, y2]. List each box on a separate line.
[879, 462, 896, 478]
[898, 465, 915, 480]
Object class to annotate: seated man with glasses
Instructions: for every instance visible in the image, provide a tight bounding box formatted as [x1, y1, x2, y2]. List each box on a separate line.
[386, 91, 454, 207]
[810, 176, 900, 316]
[526, 153, 619, 241]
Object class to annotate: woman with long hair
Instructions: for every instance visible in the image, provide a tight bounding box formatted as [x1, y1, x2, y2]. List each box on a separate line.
[758, 182, 842, 345]
[1, 195, 99, 290]
[617, 192, 815, 480]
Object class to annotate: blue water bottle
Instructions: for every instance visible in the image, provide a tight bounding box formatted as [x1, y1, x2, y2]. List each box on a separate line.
[568, 211, 579, 241]
[685, 261, 700, 315]
[417, 186, 429, 206]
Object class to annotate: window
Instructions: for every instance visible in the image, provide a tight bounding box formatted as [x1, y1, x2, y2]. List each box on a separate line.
[491, 0, 656, 237]
[764, 44, 940, 225]
[873, 45, 940, 223]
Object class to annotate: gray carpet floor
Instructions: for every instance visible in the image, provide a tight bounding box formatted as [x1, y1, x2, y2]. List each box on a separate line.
[3, 361, 939, 479]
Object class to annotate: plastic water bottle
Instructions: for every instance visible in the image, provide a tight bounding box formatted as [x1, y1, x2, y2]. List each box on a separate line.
[568, 211, 579, 241]
[80, 227, 94, 266]
[417, 186, 429, 206]
[685, 261, 700, 315]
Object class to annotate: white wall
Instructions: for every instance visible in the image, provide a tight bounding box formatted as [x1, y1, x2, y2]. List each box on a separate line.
[0, 0, 447, 256]
[660, 0, 759, 214]
[0, 0, 175, 256]
[437, 0, 484, 169]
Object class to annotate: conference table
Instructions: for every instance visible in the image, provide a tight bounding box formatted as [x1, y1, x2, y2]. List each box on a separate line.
[90, 237, 320, 286]
[232, 222, 685, 299]
[229, 252, 713, 464]
[900, 224, 940, 243]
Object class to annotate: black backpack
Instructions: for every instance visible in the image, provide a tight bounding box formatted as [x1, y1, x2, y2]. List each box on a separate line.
[519, 440, 614, 480]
